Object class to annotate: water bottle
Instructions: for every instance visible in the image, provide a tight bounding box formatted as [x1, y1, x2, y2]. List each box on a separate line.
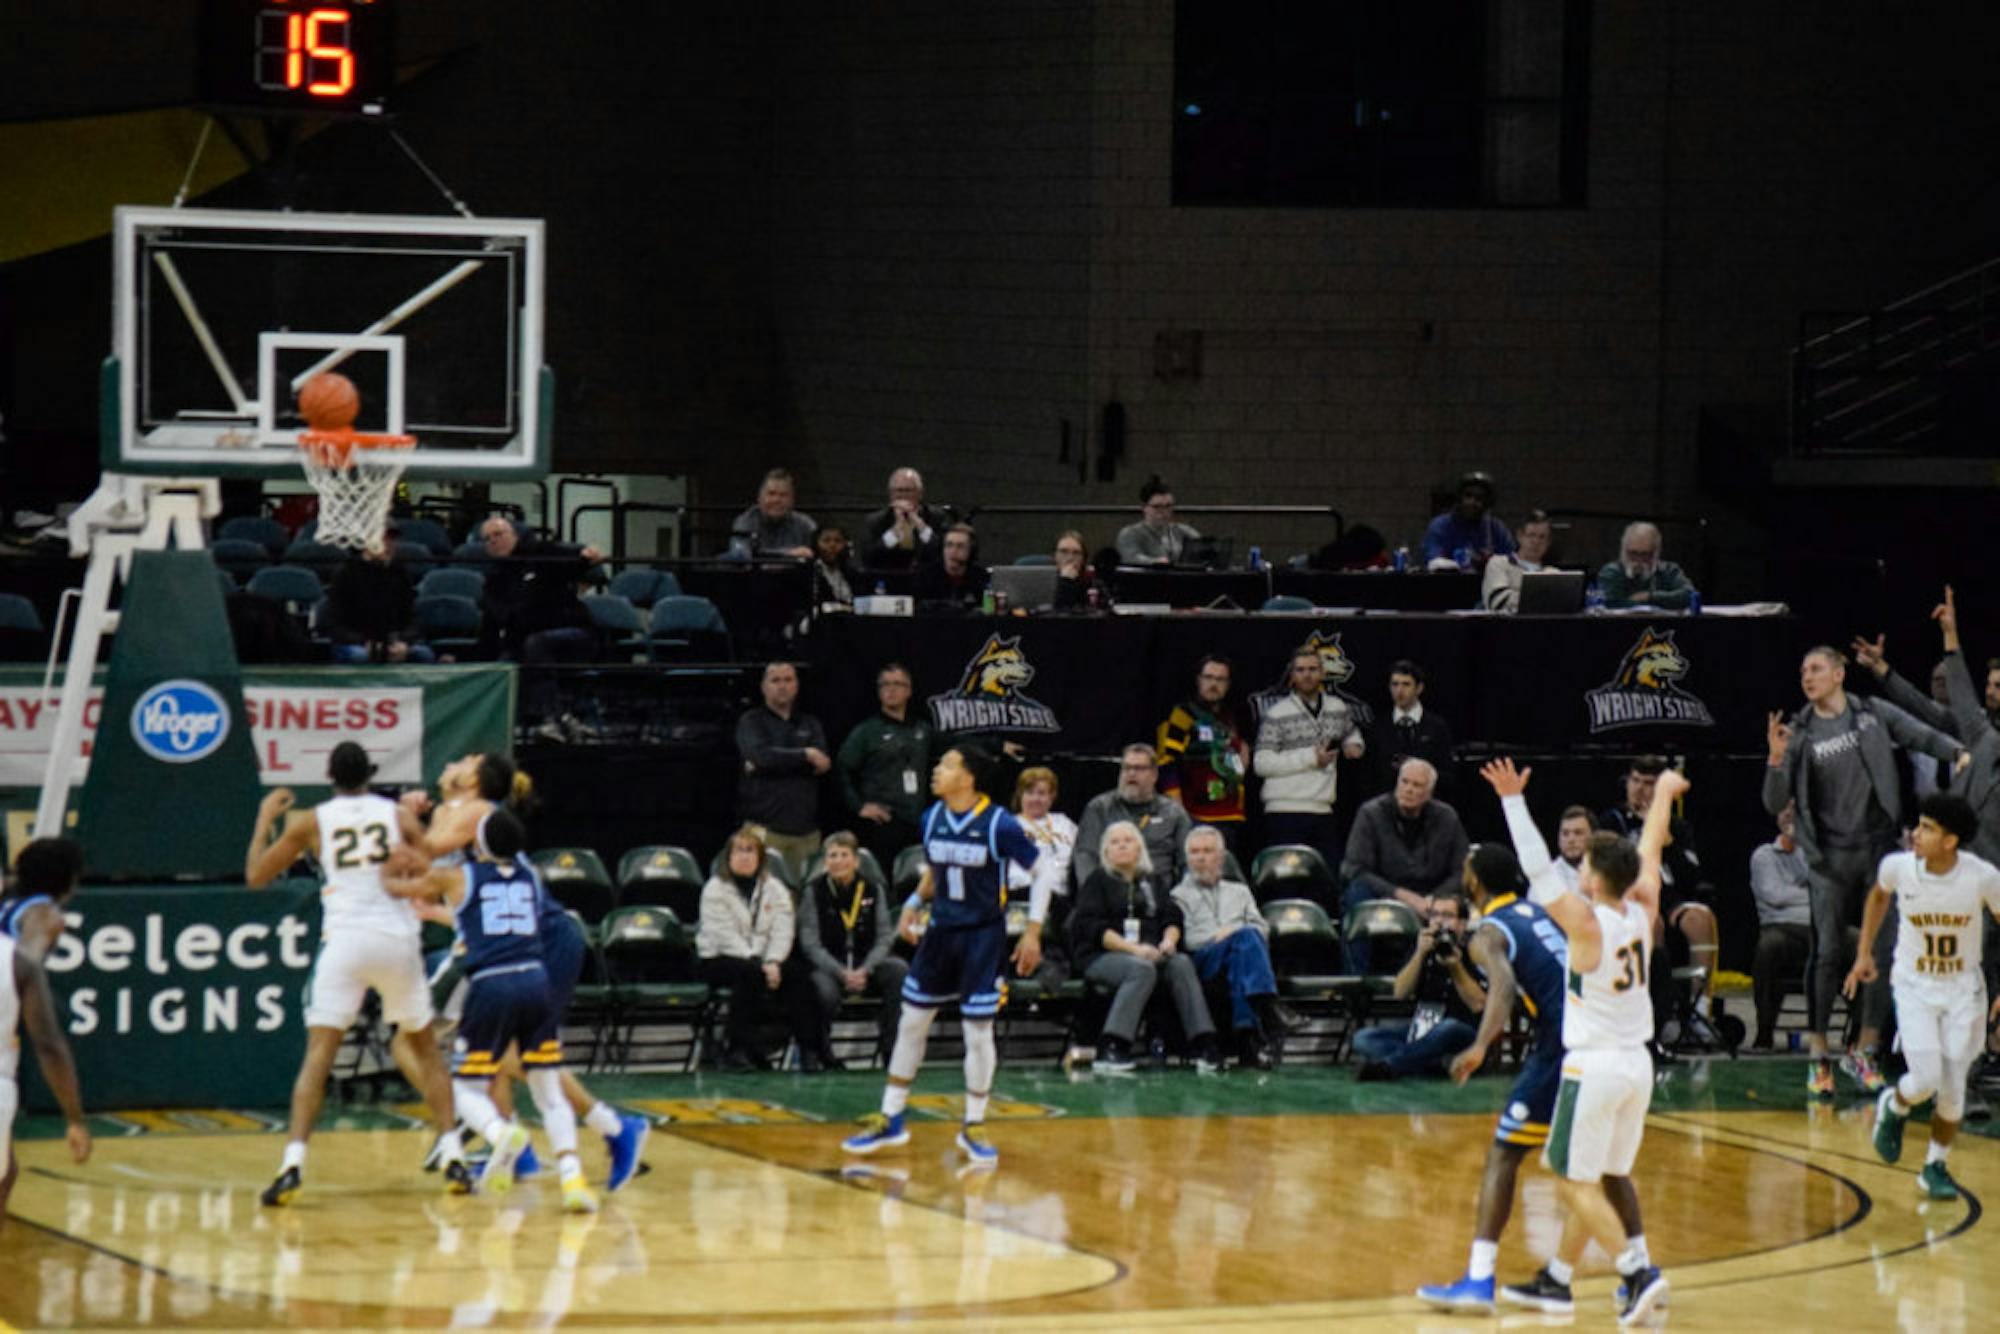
[1686, 588, 1702, 616]
[1584, 584, 1606, 613]
[980, 588, 995, 616]
[1247, 545, 1263, 572]
[1392, 546, 1408, 573]
[874, 580, 886, 597]
[1453, 545, 1471, 571]
[993, 588, 1009, 613]
[1086, 583, 1104, 611]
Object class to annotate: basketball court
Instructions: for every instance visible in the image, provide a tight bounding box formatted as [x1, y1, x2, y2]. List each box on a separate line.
[3, 1061, 1994, 1328]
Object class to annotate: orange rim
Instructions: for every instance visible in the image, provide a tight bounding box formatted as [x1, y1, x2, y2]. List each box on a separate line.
[298, 430, 417, 468]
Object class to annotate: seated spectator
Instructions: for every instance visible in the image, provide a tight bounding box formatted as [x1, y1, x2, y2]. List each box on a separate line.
[727, 468, 816, 559]
[1365, 658, 1455, 800]
[1116, 476, 1200, 566]
[912, 523, 990, 613]
[834, 662, 933, 872]
[1071, 821, 1222, 1073]
[1009, 766, 1078, 905]
[811, 524, 858, 611]
[1254, 646, 1366, 871]
[861, 467, 948, 571]
[1072, 744, 1193, 893]
[1749, 804, 1812, 1050]
[324, 526, 435, 664]
[1339, 758, 1470, 974]
[1351, 892, 1483, 1080]
[476, 515, 604, 738]
[1480, 508, 1554, 612]
[1157, 656, 1251, 854]
[1172, 826, 1285, 1069]
[791, 831, 906, 1069]
[1052, 529, 1100, 610]
[1552, 804, 1595, 897]
[1420, 471, 1515, 570]
[1596, 521, 1697, 610]
[1599, 755, 1720, 1019]
[736, 661, 830, 874]
[696, 825, 820, 1072]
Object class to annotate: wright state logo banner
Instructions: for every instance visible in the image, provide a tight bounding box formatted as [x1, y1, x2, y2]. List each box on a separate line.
[1585, 628, 1716, 734]
[927, 634, 1062, 734]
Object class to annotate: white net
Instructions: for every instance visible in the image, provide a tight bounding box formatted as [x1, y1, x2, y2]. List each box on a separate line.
[298, 434, 414, 551]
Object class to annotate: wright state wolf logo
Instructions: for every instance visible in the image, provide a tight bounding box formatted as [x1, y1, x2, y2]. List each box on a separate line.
[928, 634, 1061, 733]
[1252, 630, 1374, 726]
[1585, 628, 1715, 733]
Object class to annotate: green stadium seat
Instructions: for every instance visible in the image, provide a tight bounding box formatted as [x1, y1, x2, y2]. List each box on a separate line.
[531, 847, 618, 923]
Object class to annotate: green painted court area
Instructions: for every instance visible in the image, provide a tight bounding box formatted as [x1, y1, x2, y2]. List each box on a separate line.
[18, 1055, 1992, 1139]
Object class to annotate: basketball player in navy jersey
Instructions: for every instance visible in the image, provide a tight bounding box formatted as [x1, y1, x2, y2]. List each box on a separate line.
[1, 914, 91, 1233]
[843, 745, 1057, 1167]
[387, 807, 597, 1212]
[0, 837, 83, 963]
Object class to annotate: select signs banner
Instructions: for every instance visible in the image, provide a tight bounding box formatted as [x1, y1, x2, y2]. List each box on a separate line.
[0, 664, 516, 793]
[16, 882, 323, 1111]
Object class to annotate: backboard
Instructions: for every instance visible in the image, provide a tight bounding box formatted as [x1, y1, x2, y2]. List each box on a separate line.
[107, 205, 549, 480]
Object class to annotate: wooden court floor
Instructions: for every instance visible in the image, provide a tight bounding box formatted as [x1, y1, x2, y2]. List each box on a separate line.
[1, 1062, 1995, 1330]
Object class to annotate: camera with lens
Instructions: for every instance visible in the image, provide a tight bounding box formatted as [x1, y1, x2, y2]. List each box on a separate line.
[1428, 925, 1463, 963]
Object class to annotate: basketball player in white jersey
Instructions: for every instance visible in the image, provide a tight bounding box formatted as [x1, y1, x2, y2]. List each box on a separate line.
[1489, 756, 1679, 1326]
[1845, 791, 2000, 1199]
[244, 741, 468, 1205]
[0, 927, 92, 1231]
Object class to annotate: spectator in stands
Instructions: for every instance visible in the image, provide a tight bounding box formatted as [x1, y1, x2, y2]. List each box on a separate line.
[324, 526, 434, 664]
[1253, 646, 1365, 866]
[1071, 821, 1222, 1073]
[1173, 826, 1285, 1069]
[1599, 756, 1720, 1022]
[1764, 644, 1964, 1099]
[792, 831, 906, 1069]
[1366, 658, 1455, 799]
[1351, 891, 1483, 1080]
[1596, 521, 1697, 610]
[1010, 767, 1078, 909]
[1051, 529, 1100, 611]
[1749, 804, 1812, 1050]
[735, 661, 831, 874]
[1420, 471, 1515, 570]
[1116, 476, 1200, 567]
[912, 523, 989, 613]
[727, 468, 816, 559]
[861, 467, 948, 571]
[477, 515, 604, 739]
[1156, 655, 1251, 853]
[1480, 508, 1554, 612]
[834, 662, 934, 872]
[1340, 758, 1470, 974]
[696, 825, 818, 1072]
[1552, 805, 1596, 897]
[811, 524, 858, 612]
[1072, 744, 1192, 893]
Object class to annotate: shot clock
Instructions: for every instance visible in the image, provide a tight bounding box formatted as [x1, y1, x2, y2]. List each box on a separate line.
[198, 0, 394, 116]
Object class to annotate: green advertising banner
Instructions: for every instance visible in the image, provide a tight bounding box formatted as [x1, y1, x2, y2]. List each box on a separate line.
[17, 881, 324, 1111]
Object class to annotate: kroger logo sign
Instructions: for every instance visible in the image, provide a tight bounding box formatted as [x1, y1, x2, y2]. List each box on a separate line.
[131, 679, 232, 763]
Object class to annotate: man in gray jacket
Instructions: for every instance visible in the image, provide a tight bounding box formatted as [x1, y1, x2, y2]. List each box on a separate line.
[1764, 642, 1965, 1102]
[1072, 744, 1192, 893]
[1340, 759, 1470, 975]
[1173, 826, 1285, 1068]
[791, 832, 906, 1070]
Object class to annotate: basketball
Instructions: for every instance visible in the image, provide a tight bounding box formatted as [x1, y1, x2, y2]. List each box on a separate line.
[297, 371, 360, 431]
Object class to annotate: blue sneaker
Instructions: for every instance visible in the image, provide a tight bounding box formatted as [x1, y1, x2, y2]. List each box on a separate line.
[842, 1112, 910, 1154]
[955, 1123, 999, 1168]
[606, 1113, 650, 1193]
[1417, 1274, 1496, 1313]
[513, 1142, 541, 1180]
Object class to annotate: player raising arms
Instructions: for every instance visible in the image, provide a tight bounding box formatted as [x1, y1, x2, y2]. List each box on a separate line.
[408, 752, 650, 1192]
[387, 807, 596, 1213]
[1847, 792, 2000, 1199]
[1, 914, 92, 1231]
[1494, 756, 1677, 1325]
[0, 836, 85, 961]
[842, 744, 1058, 1168]
[245, 742, 470, 1205]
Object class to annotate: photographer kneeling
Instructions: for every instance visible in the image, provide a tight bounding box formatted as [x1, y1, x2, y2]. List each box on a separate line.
[1351, 892, 1484, 1080]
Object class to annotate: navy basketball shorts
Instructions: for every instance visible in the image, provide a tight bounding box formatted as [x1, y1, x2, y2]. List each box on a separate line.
[902, 920, 1008, 1019]
[1494, 1037, 1564, 1149]
[454, 962, 555, 1079]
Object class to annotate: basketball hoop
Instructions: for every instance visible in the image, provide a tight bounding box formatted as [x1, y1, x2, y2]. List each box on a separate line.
[297, 430, 416, 552]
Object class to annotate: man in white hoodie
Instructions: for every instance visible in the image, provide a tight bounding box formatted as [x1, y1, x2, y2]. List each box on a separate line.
[1254, 647, 1365, 866]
